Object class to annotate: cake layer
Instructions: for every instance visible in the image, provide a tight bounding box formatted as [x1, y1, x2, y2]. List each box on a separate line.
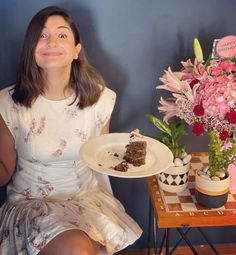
[113, 161, 129, 172]
[124, 139, 147, 167]
[113, 130, 147, 171]
[124, 156, 145, 167]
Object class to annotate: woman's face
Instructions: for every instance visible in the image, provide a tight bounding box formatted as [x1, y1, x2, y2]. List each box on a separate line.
[35, 15, 81, 71]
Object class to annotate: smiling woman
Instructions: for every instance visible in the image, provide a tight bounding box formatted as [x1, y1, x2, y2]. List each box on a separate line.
[0, 6, 142, 255]
[11, 6, 104, 108]
[35, 16, 81, 72]
[34, 15, 82, 100]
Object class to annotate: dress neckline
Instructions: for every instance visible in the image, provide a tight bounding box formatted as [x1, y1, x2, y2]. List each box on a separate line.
[39, 93, 76, 104]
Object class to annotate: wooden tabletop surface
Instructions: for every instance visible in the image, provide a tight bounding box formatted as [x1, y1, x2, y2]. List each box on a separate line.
[147, 152, 236, 228]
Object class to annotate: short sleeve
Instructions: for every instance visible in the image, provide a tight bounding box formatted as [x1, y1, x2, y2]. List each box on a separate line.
[0, 86, 18, 141]
[94, 87, 116, 135]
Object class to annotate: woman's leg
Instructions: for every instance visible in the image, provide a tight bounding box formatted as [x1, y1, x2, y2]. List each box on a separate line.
[38, 229, 100, 255]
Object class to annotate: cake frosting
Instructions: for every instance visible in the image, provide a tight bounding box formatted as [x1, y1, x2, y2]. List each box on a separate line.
[129, 129, 145, 142]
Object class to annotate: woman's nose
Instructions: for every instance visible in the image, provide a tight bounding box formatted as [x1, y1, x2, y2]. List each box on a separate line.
[47, 35, 57, 47]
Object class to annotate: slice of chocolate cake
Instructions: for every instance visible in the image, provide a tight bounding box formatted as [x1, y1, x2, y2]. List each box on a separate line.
[113, 161, 128, 172]
[123, 129, 147, 167]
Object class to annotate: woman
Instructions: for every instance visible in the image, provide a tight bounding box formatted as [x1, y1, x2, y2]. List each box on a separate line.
[0, 6, 142, 255]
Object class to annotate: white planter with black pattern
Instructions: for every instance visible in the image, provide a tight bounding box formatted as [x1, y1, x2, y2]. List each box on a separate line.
[157, 162, 190, 193]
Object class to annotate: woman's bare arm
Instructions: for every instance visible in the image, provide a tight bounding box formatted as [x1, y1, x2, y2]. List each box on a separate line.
[0, 115, 16, 186]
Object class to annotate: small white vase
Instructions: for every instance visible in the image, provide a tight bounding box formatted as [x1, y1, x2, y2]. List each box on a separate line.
[195, 169, 230, 208]
[157, 162, 190, 193]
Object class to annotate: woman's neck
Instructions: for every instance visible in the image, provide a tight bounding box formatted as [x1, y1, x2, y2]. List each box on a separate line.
[42, 67, 73, 100]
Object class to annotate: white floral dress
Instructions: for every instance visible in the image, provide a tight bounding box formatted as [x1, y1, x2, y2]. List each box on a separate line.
[0, 86, 142, 255]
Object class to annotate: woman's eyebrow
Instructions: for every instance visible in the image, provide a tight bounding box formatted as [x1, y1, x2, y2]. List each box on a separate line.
[42, 26, 71, 30]
[57, 26, 71, 30]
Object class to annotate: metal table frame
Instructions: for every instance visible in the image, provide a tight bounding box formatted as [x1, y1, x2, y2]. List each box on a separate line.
[148, 198, 220, 255]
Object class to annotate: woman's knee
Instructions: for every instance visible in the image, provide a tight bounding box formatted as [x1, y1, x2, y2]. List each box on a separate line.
[69, 231, 98, 255]
[39, 230, 99, 255]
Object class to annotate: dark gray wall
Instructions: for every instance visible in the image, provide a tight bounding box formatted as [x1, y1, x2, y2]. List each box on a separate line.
[1, 0, 236, 249]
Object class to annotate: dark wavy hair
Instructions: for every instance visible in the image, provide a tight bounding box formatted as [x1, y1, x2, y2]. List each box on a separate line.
[12, 6, 105, 109]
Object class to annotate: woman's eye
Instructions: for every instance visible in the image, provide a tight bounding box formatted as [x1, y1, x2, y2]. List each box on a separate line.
[58, 33, 68, 39]
[40, 33, 47, 39]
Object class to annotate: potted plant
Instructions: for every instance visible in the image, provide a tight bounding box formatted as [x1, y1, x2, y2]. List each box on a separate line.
[156, 36, 236, 207]
[146, 114, 191, 192]
[195, 131, 236, 208]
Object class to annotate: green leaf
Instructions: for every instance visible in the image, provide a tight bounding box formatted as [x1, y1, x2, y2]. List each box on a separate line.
[146, 114, 186, 158]
[207, 131, 235, 176]
[146, 114, 171, 135]
[204, 54, 212, 67]
[159, 133, 172, 146]
[169, 122, 177, 134]
[230, 138, 236, 144]
[172, 123, 185, 141]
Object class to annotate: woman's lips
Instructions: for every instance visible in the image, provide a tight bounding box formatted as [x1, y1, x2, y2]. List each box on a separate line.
[42, 52, 63, 56]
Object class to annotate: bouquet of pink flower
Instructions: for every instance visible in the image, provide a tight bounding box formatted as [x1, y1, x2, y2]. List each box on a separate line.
[157, 38, 236, 176]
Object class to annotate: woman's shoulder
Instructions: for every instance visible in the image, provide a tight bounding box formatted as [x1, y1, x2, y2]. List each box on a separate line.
[99, 86, 116, 100]
[94, 86, 116, 113]
[0, 85, 14, 102]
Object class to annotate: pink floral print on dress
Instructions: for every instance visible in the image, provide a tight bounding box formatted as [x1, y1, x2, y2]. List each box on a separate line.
[30, 234, 51, 251]
[36, 177, 54, 197]
[74, 129, 87, 142]
[25, 116, 46, 143]
[0, 87, 142, 255]
[52, 139, 67, 157]
[64, 107, 78, 118]
[96, 112, 108, 131]
[20, 177, 53, 199]
[0, 228, 9, 246]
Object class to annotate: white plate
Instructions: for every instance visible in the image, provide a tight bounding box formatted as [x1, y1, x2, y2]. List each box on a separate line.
[80, 133, 173, 178]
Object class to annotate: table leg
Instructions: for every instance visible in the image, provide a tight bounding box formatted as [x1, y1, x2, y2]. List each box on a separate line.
[170, 227, 191, 254]
[158, 228, 166, 255]
[147, 197, 152, 255]
[153, 214, 158, 255]
[148, 197, 159, 255]
[176, 228, 199, 255]
[165, 228, 170, 255]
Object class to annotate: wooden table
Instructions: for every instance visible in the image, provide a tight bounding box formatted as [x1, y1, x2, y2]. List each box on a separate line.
[147, 152, 236, 255]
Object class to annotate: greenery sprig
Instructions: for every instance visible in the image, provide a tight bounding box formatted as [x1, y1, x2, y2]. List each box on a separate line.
[208, 131, 236, 176]
[146, 114, 186, 159]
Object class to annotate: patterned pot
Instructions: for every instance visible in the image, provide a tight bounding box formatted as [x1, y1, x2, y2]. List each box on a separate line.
[157, 162, 190, 193]
[195, 170, 230, 208]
